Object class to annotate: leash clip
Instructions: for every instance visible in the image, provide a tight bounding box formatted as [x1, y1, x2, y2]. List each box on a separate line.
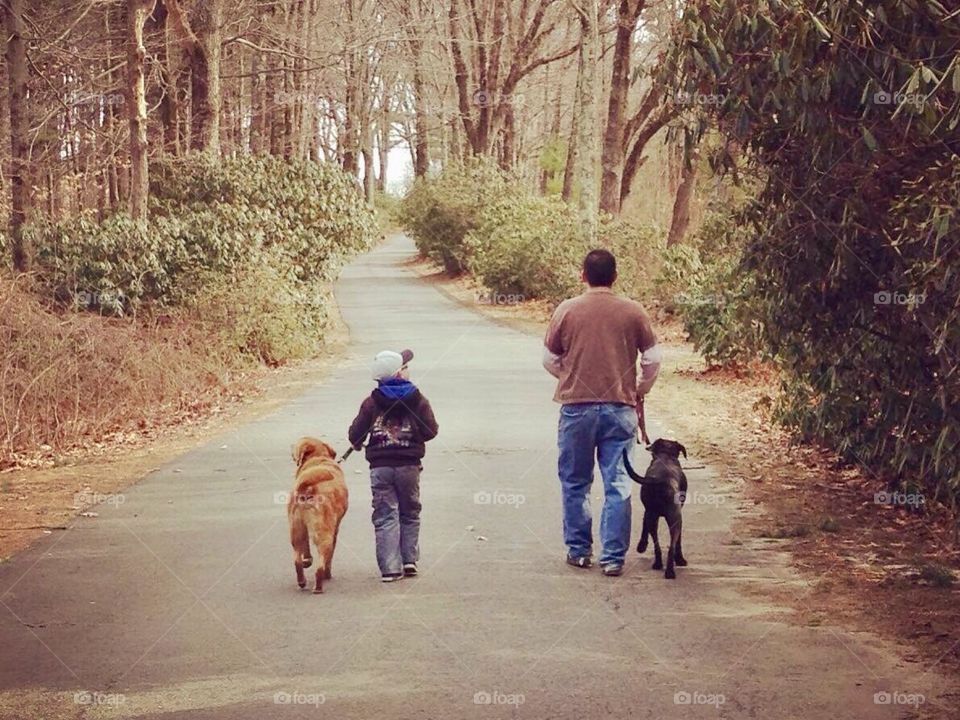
[336, 446, 357, 464]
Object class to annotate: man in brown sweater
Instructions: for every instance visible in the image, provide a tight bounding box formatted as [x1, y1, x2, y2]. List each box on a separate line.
[542, 249, 661, 576]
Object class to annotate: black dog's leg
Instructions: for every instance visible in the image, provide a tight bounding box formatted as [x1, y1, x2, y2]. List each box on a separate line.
[675, 519, 687, 567]
[637, 510, 652, 554]
[650, 516, 663, 570]
[665, 516, 682, 579]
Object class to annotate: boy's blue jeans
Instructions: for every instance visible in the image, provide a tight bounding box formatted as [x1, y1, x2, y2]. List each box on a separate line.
[558, 403, 637, 565]
[370, 465, 421, 576]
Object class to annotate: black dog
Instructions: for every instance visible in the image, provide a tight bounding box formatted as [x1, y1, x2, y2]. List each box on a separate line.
[622, 439, 688, 579]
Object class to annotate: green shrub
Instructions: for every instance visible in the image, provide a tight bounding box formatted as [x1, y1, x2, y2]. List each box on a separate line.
[398, 158, 513, 273]
[26, 154, 376, 315]
[151, 154, 376, 284]
[466, 193, 585, 302]
[372, 191, 401, 234]
[658, 205, 765, 364]
[599, 216, 661, 304]
[182, 256, 330, 366]
[538, 136, 567, 196]
[401, 162, 663, 305]
[467, 202, 660, 304]
[672, 0, 960, 518]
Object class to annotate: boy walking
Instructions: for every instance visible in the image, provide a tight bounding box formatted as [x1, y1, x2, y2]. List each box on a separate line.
[348, 349, 439, 582]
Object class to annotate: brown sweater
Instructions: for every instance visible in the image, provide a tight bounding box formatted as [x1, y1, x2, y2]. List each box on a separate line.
[544, 287, 657, 405]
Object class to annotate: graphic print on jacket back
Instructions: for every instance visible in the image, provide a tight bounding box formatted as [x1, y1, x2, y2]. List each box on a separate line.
[368, 409, 417, 450]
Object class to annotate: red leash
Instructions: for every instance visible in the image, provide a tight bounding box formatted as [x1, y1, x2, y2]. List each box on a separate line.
[637, 397, 651, 445]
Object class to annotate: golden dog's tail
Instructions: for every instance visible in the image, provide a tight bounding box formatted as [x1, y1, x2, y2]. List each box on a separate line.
[294, 463, 340, 499]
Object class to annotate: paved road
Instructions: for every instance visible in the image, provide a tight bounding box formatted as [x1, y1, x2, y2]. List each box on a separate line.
[0, 236, 949, 719]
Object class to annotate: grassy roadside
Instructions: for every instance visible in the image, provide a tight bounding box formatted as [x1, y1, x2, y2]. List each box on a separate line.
[409, 254, 960, 692]
[0, 303, 350, 562]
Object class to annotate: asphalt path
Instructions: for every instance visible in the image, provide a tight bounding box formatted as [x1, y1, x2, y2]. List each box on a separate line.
[0, 235, 948, 719]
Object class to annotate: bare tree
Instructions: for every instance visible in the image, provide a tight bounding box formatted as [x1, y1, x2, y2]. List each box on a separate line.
[571, 0, 599, 237]
[4, 0, 30, 270]
[127, 0, 156, 221]
[166, 0, 223, 155]
[666, 142, 699, 246]
[599, 0, 644, 214]
[447, 0, 578, 161]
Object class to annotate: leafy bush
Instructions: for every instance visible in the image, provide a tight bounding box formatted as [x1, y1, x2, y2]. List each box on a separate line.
[659, 207, 765, 364]
[398, 158, 513, 273]
[4, 155, 375, 463]
[599, 216, 661, 305]
[465, 193, 585, 301]
[673, 0, 960, 514]
[26, 154, 376, 312]
[371, 191, 401, 234]
[538, 136, 567, 196]
[151, 154, 376, 281]
[182, 256, 331, 367]
[401, 163, 662, 305]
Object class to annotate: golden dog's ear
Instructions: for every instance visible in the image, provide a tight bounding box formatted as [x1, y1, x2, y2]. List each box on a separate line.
[292, 437, 316, 467]
[292, 437, 336, 466]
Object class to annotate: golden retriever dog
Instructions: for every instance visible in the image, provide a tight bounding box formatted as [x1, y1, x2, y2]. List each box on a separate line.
[288, 437, 349, 593]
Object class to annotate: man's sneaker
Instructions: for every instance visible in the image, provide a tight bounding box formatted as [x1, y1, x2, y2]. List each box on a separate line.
[601, 563, 623, 577]
[403, 563, 418, 577]
[381, 574, 402, 583]
[566, 554, 593, 569]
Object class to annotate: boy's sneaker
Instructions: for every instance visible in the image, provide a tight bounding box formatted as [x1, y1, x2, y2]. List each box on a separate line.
[403, 563, 418, 577]
[601, 563, 624, 577]
[566, 554, 593, 569]
[381, 574, 402, 583]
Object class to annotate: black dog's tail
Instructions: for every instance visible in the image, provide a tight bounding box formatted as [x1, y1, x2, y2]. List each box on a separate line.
[622, 448, 650, 484]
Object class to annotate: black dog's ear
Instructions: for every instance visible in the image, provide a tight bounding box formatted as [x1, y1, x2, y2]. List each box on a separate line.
[679, 443, 687, 459]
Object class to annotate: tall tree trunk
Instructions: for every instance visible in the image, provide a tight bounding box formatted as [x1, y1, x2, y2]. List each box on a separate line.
[342, 56, 358, 174]
[0, 33, 10, 220]
[599, 0, 643, 215]
[666, 145, 700, 246]
[147, 1, 172, 156]
[361, 146, 374, 202]
[561, 66, 580, 203]
[376, 114, 388, 193]
[573, 1, 599, 238]
[103, 5, 122, 206]
[4, 0, 30, 271]
[163, 7, 187, 156]
[619, 110, 672, 207]
[168, 0, 222, 155]
[412, 53, 430, 177]
[249, 50, 266, 154]
[191, 0, 222, 154]
[127, 0, 155, 221]
[499, 103, 516, 170]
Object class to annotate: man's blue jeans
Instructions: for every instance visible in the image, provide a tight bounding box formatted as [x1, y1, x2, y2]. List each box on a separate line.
[558, 403, 637, 565]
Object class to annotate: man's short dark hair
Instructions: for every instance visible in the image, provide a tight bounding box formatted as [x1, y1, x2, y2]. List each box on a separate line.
[583, 249, 617, 287]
